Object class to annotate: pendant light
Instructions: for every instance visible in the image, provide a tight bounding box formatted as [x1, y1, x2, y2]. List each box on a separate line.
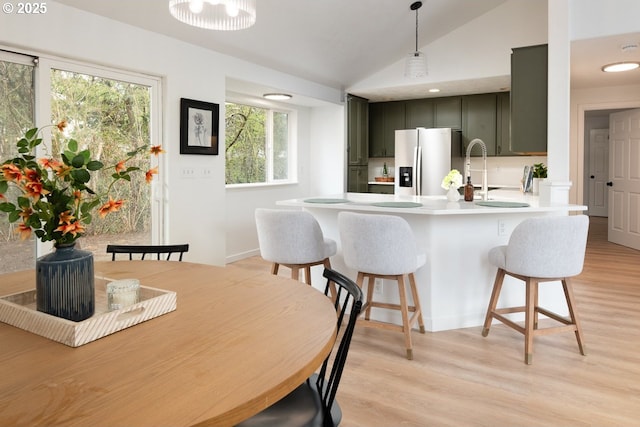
[169, 0, 256, 31]
[405, 1, 427, 78]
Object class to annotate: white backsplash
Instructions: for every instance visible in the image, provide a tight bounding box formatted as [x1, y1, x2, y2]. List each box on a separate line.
[368, 156, 547, 189]
[368, 158, 395, 180]
[474, 156, 548, 189]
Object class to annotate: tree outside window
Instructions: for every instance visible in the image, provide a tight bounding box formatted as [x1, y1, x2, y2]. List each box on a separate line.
[225, 102, 291, 185]
[0, 58, 36, 272]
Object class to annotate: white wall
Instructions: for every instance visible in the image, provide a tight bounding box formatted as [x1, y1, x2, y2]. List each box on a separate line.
[0, 2, 344, 266]
[570, 0, 640, 41]
[308, 106, 346, 195]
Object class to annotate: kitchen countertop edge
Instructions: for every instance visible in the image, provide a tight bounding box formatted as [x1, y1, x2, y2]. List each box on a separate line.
[278, 192, 587, 216]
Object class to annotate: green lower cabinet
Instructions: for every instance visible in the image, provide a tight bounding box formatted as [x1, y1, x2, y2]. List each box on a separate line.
[368, 184, 394, 194]
[347, 166, 368, 193]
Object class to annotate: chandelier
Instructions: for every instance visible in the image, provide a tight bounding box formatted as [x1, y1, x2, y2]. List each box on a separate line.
[169, 0, 256, 31]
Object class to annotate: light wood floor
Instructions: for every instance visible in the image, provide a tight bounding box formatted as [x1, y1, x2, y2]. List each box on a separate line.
[231, 217, 640, 426]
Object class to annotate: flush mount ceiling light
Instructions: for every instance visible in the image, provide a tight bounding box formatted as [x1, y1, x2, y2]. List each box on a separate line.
[405, 1, 427, 78]
[602, 43, 640, 73]
[263, 93, 292, 100]
[601, 62, 640, 72]
[169, 0, 256, 31]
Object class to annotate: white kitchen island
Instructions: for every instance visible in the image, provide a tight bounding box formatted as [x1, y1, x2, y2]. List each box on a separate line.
[278, 191, 587, 332]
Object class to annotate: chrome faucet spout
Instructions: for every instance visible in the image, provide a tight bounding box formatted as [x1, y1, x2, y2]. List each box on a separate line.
[465, 138, 488, 201]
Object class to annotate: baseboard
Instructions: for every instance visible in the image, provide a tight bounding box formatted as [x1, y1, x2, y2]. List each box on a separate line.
[225, 248, 261, 265]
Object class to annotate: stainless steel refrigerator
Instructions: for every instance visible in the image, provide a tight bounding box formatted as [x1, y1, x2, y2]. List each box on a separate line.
[394, 127, 463, 196]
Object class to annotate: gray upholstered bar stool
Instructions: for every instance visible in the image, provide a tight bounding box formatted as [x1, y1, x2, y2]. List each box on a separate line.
[482, 215, 589, 364]
[255, 208, 337, 286]
[338, 211, 425, 360]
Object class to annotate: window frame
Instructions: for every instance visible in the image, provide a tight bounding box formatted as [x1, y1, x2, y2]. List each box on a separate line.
[224, 95, 297, 188]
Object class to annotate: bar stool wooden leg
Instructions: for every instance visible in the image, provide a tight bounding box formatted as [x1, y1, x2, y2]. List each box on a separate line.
[271, 263, 280, 276]
[397, 274, 414, 360]
[304, 266, 312, 285]
[408, 272, 425, 333]
[482, 268, 505, 336]
[357, 273, 375, 321]
[533, 277, 540, 330]
[563, 278, 587, 355]
[352, 269, 424, 360]
[524, 278, 536, 365]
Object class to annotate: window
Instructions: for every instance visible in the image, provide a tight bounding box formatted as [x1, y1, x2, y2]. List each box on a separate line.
[0, 51, 163, 273]
[49, 67, 159, 261]
[225, 102, 295, 185]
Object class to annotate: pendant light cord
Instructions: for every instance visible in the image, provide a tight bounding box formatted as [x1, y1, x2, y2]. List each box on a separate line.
[410, 1, 422, 54]
[415, 6, 419, 52]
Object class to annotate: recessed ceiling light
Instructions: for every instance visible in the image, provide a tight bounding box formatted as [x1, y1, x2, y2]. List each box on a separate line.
[263, 93, 292, 100]
[428, 88, 440, 93]
[601, 62, 640, 73]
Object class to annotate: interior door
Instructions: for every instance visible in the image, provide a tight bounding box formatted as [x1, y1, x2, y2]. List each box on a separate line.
[588, 128, 609, 217]
[608, 109, 640, 250]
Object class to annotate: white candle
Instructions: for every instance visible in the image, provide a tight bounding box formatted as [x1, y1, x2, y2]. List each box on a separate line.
[107, 279, 140, 311]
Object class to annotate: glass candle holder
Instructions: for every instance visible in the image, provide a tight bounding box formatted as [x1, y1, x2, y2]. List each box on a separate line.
[107, 279, 140, 311]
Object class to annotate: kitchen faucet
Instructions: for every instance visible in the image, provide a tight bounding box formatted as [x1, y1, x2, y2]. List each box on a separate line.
[465, 138, 488, 201]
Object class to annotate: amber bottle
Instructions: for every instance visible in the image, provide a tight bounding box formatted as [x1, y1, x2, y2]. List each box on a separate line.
[464, 176, 474, 202]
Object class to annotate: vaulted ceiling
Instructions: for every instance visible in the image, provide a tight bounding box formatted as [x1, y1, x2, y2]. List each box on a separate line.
[53, 0, 640, 103]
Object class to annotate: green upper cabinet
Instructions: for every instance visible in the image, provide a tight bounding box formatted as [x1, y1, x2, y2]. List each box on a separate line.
[462, 92, 514, 157]
[496, 92, 515, 156]
[347, 94, 369, 165]
[369, 101, 405, 157]
[510, 44, 548, 154]
[405, 99, 434, 129]
[434, 97, 462, 129]
[462, 93, 497, 156]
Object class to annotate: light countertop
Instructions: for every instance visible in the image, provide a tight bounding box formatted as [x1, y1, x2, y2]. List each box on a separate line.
[278, 191, 587, 216]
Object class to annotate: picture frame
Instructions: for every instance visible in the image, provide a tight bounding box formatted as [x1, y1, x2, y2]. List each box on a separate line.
[179, 98, 219, 155]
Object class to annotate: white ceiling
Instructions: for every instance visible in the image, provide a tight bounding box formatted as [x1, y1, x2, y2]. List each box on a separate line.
[53, 0, 640, 103]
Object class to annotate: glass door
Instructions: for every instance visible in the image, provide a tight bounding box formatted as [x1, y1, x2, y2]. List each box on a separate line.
[1, 53, 164, 272]
[0, 51, 36, 273]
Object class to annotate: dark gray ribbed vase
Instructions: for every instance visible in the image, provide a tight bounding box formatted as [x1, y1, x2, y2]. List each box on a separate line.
[36, 243, 95, 322]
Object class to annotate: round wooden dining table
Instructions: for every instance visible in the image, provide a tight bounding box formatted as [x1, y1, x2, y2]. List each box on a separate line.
[0, 261, 337, 427]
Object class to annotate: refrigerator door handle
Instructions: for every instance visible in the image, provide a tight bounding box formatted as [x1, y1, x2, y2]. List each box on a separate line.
[414, 145, 422, 196]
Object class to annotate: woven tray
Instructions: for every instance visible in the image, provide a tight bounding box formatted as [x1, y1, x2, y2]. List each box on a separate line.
[0, 277, 176, 347]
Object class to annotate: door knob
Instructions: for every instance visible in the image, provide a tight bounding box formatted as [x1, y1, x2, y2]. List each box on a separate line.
[590, 175, 595, 179]
[606, 181, 613, 187]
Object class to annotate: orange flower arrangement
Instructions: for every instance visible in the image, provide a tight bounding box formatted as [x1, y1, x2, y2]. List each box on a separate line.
[0, 121, 163, 246]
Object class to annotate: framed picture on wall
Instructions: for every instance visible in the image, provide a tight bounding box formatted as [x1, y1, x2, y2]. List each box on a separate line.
[179, 98, 219, 155]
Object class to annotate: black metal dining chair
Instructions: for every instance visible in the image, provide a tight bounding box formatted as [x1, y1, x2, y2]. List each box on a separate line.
[106, 244, 189, 261]
[236, 268, 363, 427]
